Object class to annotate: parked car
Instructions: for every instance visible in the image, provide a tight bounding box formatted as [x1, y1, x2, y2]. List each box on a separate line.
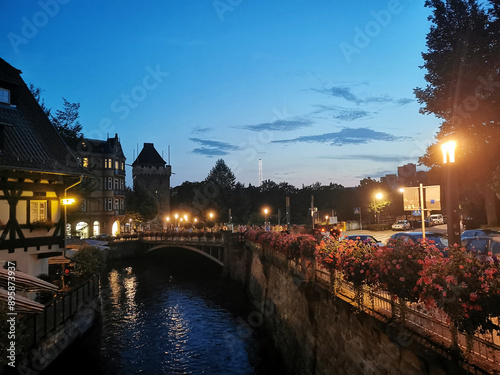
[389, 231, 449, 252]
[429, 214, 444, 225]
[461, 234, 500, 257]
[391, 220, 411, 231]
[461, 228, 500, 240]
[345, 234, 383, 246]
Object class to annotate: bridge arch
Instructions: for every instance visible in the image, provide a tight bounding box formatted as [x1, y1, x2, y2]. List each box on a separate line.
[144, 244, 224, 267]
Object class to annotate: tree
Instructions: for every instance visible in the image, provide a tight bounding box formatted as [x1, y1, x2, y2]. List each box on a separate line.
[28, 83, 51, 117]
[415, 0, 500, 225]
[205, 159, 236, 190]
[51, 98, 83, 146]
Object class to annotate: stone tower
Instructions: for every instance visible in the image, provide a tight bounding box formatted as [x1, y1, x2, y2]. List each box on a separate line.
[132, 143, 172, 217]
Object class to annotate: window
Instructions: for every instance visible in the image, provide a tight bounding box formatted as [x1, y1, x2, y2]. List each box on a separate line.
[108, 177, 112, 190]
[121, 199, 124, 210]
[121, 179, 124, 190]
[121, 162, 124, 170]
[115, 199, 119, 210]
[82, 157, 89, 168]
[30, 200, 47, 222]
[107, 198, 112, 211]
[104, 158, 112, 169]
[114, 179, 118, 190]
[115, 160, 119, 170]
[0, 88, 10, 104]
[81, 199, 87, 212]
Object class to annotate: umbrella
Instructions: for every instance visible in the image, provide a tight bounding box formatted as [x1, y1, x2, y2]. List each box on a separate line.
[0, 268, 59, 292]
[0, 288, 45, 313]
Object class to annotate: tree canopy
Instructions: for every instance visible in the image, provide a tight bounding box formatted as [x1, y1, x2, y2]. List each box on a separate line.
[205, 159, 236, 190]
[415, 0, 500, 224]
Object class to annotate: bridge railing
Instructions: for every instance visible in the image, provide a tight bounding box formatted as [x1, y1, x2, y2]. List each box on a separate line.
[113, 231, 234, 244]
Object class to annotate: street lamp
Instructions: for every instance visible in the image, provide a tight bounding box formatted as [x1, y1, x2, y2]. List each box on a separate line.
[374, 193, 383, 224]
[264, 208, 269, 229]
[442, 140, 460, 246]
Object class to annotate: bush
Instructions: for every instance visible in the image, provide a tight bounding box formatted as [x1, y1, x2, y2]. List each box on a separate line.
[71, 245, 105, 279]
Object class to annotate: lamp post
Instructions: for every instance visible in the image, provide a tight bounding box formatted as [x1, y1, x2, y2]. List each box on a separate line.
[374, 192, 383, 224]
[442, 141, 460, 247]
[264, 208, 269, 230]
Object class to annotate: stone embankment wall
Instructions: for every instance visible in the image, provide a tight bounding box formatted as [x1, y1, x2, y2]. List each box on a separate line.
[225, 241, 461, 375]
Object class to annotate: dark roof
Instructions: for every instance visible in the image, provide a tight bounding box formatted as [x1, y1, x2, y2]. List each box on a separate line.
[75, 133, 125, 159]
[0, 58, 86, 176]
[132, 143, 165, 167]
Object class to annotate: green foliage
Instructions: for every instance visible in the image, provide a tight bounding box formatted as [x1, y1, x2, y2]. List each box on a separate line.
[71, 245, 105, 279]
[205, 159, 236, 190]
[51, 98, 83, 146]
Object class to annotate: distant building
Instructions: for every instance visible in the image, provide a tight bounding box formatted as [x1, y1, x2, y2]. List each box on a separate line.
[0, 58, 85, 276]
[132, 143, 172, 217]
[381, 163, 427, 189]
[69, 134, 126, 237]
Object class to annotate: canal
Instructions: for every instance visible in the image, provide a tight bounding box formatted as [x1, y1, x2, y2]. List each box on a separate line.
[41, 249, 286, 374]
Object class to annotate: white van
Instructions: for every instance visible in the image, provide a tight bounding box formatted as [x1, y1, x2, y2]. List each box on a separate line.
[429, 214, 444, 225]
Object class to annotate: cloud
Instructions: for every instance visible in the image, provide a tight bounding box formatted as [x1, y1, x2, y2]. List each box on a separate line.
[272, 127, 410, 146]
[189, 138, 240, 156]
[312, 85, 413, 106]
[321, 154, 408, 163]
[192, 127, 212, 134]
[241, 118, 313, 132]
[311, 105, 372, 121]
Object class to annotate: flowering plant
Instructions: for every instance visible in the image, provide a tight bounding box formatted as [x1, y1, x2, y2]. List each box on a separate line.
[372, 237, 443, 303]
[418, 245, 500, 334]
[336, 237, 377, 288]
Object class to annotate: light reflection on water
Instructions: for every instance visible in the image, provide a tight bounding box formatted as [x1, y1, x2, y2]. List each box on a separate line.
[41, 253, 284, 375]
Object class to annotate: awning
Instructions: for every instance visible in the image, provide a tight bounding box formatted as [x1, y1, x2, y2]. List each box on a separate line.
[0, 288, 45, 313]
[0, 268, 59, 292]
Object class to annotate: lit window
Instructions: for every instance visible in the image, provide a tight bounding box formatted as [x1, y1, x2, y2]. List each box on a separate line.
[82, 157, 89, 168]
[0, 88, 10, 104]
[104, 158, 112, 168]
[30, 200, 47, 222]
[115, 160, 119, 170]
[121, 162, 124, 170]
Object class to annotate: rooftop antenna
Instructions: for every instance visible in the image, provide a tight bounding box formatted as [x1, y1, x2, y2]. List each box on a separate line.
[259, 159, 262, 186]
[168, 145, 171, 165]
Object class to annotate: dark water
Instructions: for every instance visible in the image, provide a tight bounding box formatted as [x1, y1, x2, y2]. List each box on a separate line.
[41, 250, 285, 375]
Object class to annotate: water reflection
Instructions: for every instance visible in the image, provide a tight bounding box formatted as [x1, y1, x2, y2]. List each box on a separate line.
[42, 252, 285, 374]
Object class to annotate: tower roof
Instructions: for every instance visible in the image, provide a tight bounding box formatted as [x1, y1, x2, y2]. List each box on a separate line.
[132, 143, 166, 167]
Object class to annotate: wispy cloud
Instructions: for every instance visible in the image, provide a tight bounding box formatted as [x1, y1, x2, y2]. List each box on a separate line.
[272, 127, 410, 146]
[312, 105, 372, 121]
[312, 85, 413, 106]
[190, 138, 240, 157]
[192, 127, 213, 134]
[321, 154, 408, 163]
[241, 118, 313, 132]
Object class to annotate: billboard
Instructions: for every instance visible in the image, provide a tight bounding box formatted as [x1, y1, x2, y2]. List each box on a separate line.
[403, 187, 420, 211]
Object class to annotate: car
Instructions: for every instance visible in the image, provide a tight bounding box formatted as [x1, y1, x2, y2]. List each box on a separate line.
[389, 231, 449, 251]
[345, 234, 383, 246]
[429, 214, 444, 225]
[461, 234, 500, 257]
[461, 228, 500, 240]
[391, 220, 411, 231]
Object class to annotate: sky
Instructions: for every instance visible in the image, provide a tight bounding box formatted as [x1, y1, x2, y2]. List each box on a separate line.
[0, 0, 441, 189]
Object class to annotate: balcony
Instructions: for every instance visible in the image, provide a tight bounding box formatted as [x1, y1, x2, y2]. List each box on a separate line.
[114, 169, 125, 176]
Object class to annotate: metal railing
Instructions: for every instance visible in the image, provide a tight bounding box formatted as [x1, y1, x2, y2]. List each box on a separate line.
[22, 277, 99, 348]
[315, 265, 500, 372]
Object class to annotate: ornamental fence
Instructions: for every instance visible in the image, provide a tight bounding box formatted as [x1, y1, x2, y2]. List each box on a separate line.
[313, 263, 499, 374]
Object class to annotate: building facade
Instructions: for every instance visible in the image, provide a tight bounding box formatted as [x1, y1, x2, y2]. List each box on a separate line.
[132, 143, 172, 218]
[68, 134, 126, 238]
[0, 58, 85, 276]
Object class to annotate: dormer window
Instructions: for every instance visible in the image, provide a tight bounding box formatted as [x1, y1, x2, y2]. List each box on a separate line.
[0, 88, 10, 104]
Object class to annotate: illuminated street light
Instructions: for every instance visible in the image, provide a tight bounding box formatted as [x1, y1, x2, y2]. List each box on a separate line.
[264, 208, 269, 229]
[442, 140, 460, 246]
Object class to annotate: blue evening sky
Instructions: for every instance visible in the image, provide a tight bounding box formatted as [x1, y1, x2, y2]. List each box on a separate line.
[0, 0, 440, 188]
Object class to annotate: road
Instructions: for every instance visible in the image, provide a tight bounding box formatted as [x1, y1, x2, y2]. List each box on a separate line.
[343, 224, 448, 245]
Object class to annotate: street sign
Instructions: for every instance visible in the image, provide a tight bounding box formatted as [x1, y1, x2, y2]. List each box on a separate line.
[412, 210, 421, 216]
[425, 185, 441, 210]
[403, 187, 420, 211]
[353, 207, 360, 215]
